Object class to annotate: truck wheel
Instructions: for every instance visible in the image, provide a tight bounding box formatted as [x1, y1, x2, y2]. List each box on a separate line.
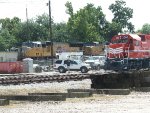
[58, 67, 66, 73]
[80, 67, 88, 73]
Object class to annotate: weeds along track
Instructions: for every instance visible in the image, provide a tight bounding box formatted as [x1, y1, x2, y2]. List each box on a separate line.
[0, 73, 91, 85]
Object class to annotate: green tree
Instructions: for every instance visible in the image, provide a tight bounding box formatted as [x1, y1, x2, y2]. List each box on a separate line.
[36, 14, 69, 42]
[0, 17, 21, 50]
[109, 0, 134, 33]
[65, 1, 74, 17]
[102, 22, 122, 41]
[0, 29, 16, 51]
[66, 3, 106, 42]
[35, 13, 50, 41]
[18, 14, 50, 42]
[53, 22, 69, 42]
[140, 23, 150, 34]
[19, 14, 69, 43]
[18, 20, 35, 42]
[0, 17, 21, 35]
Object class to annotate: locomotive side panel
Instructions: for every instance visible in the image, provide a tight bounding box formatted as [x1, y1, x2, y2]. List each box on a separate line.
[21, 42, 81, 59]
[107, 34, 146, 59]
[83, 45, 104, 56]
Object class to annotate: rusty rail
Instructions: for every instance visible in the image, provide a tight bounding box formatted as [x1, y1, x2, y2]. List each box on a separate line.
[0, 73, 91, 85]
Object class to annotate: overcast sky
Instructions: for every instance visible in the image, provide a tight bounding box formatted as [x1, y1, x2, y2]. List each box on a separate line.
[0, 0, 149, 30]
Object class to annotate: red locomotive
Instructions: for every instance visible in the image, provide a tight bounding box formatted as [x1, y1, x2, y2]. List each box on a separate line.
[105, 34, 150, 71]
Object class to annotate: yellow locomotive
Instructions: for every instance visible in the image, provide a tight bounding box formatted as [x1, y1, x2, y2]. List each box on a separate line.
[20, 41, 104, 60]
[20, 41, 81, 59]
[21, 41, 51, 59]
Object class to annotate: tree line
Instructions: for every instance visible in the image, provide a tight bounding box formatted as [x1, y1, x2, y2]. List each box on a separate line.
[0, 0, 148, 51]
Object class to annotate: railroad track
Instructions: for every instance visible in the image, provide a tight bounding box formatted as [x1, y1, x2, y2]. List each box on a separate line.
[0, 73, 91, 85]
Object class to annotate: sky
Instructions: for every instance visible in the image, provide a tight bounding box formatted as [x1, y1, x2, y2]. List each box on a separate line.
[0, 0, 150, 30]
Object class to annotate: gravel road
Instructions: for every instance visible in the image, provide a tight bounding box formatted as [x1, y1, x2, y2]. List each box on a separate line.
[0, 79, 150, 113]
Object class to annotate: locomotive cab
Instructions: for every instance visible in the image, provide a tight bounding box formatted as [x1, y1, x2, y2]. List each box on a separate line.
[108, 35, 130, 59]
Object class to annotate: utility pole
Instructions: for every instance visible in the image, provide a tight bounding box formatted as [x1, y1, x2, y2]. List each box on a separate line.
[48, 0, 53, 67]
[26, 5, 29, 41]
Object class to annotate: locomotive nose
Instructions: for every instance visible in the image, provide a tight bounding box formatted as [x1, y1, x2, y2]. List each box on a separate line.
[107, 43, 126, 59]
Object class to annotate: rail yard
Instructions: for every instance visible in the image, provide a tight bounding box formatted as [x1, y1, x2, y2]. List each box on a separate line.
[0, 74, 150, 113]
[0, 63, 150, 113]
[1, 34, 150, 113]
[0, 0, 149, 111]
[0, 69, 150, 89]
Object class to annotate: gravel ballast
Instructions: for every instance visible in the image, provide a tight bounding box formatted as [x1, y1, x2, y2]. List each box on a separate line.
[0, 79, 149, 113]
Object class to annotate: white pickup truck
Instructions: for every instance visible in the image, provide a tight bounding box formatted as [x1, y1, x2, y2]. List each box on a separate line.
[84, 56, 106, 70]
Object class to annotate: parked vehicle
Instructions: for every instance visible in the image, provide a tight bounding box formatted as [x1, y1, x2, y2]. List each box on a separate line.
[54, 59, 91, 73]
[84, 55, 106, 70]
[56, 52, 83, 60]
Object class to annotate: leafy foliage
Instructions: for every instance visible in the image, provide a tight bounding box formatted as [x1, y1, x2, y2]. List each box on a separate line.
[109, 0, 134, 33]
[66, 3, 106, 42]
[65, 1, 74, 17]
[0, 17, 20, 50]
[139, 23, 150, 34]
[102, 22, 122, 41]
[53, 22, 69, 42]
[18, 14, 50, 42]
[0, 0, 137, 51]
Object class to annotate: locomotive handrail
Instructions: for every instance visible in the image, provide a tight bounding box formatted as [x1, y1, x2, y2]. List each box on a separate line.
[124, 47, 130, 68]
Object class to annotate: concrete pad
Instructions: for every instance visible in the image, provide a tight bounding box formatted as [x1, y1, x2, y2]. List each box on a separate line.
[28, 95, 66, 101]
[134, 87, 150, 92]
[68, 92, 91, 98]
[104, 89, 130, 95]
[67, 89, 95, 96]
[0, 95, 66, 101]
[96, 89, 131, 95]
[0, 99, 9, 106]
[28, 93, 68, 99]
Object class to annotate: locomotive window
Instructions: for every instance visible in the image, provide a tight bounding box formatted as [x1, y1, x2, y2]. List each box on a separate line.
[46, 41, 51, 46]
[138, 35, 145, 41]
[112, 39, 128, 44]
[37, 44, 41, 47]
[129, 39, 133, 44]
[42, 44, 46, 48]
[122, 39, 128, 43]
[135, 41, 139, 46]
[112, 40, 119, 43]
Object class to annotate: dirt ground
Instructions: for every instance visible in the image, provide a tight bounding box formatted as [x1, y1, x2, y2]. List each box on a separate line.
[0, 79, 150, 113]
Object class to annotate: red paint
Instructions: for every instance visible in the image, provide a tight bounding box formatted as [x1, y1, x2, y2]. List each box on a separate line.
[107, 34, 150, 59]
[0, 61, 23, 73]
